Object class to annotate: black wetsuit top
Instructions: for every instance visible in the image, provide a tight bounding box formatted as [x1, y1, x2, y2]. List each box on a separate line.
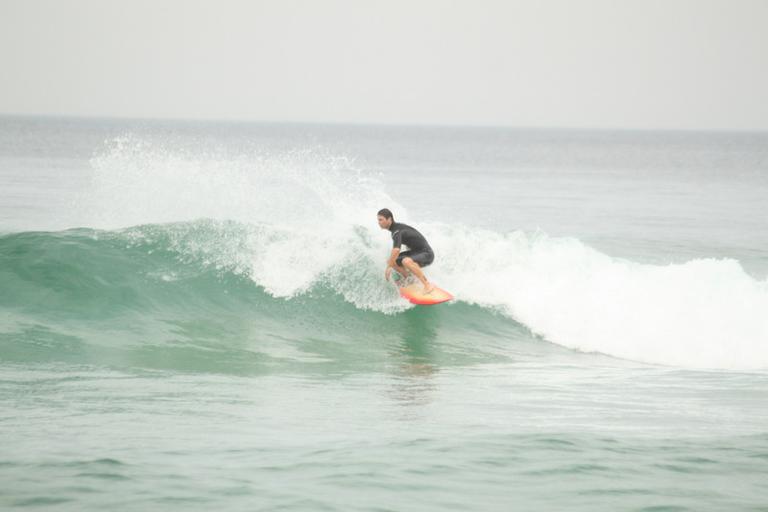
[389, 222, 434, 267]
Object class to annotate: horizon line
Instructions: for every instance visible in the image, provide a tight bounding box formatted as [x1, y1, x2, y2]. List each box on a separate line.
[2, 111, 767, 136]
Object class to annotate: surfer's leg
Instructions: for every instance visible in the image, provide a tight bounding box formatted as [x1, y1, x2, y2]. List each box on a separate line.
[394, 251, 414, 281]
[393, 263, 411, 279]
[401, 257, 434, 294]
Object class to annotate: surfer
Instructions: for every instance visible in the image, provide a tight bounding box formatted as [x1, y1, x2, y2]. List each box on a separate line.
[377, 208, 435, 294]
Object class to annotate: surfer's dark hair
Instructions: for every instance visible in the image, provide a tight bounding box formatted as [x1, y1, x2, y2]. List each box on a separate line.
[377, 208, 394, 221]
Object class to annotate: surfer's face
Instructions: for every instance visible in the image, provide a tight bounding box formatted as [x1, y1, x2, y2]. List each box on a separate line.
[377, 215, 391, 229]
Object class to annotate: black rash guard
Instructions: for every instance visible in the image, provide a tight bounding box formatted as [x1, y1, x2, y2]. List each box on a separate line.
[389, 222, 435, 267]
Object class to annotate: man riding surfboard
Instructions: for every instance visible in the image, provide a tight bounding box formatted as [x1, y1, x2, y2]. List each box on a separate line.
[377, 208, 435, 295]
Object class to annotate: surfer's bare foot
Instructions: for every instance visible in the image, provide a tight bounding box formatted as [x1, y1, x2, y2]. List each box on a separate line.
[423, 283, 435, 294]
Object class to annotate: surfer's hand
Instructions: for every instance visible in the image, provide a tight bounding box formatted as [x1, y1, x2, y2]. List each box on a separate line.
[385, 267, 392, 281]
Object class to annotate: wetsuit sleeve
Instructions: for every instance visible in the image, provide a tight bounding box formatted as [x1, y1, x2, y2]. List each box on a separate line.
[391, 230, 402, 249]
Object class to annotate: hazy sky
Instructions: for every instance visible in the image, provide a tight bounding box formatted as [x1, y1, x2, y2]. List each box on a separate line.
[1, 0, 767, 130]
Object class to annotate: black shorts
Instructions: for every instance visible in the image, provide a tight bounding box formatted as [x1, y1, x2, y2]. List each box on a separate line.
[396, 249, 434, 268]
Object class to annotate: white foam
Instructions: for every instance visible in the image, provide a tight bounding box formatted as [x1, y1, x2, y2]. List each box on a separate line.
[427, 225, 768, 369]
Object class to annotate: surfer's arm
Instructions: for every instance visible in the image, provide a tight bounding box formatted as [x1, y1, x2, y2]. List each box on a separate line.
[384, 248, 401, 281]
[385, 230, 403, 280]
[386, 247, 401, 268]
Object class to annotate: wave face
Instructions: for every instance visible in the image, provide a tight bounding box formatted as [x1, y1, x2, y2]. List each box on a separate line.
[2, 136, 768, 370]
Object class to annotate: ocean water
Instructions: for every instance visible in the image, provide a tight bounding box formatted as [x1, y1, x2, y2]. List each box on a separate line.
[1, 116, 767, 511]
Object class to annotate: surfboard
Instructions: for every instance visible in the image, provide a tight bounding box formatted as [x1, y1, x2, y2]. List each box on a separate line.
[398, 282, 453, 306]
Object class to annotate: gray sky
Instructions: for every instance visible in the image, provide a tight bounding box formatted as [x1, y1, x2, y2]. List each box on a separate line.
[1, 0, 767, 130]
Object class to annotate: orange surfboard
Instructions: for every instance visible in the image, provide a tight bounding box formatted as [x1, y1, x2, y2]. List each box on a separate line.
[398, 282, 454, 306]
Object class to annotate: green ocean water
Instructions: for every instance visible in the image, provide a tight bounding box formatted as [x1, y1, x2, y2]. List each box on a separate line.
[2, 117, 768, 510]
[0, 224, 533, 375]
